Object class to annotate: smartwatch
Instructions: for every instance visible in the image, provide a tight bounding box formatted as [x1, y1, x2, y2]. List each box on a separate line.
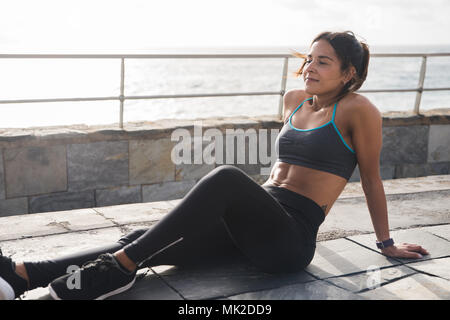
[376, 238, 394, 249]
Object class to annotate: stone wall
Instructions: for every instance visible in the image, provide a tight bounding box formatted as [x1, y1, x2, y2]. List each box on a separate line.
[0, 109, 449, 217]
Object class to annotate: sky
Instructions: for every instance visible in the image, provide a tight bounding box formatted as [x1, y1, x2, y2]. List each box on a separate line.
[0, 0, 449, 52]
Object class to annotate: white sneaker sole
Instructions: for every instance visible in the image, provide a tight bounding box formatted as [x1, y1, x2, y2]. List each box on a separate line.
[48, 276, 136, 300]
[0, 276, 15, 300]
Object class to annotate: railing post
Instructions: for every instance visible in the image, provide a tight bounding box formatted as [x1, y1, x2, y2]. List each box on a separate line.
[119, 58, 125, 128]
[278, 57, 289, 119]
[413, 55, 427, 114]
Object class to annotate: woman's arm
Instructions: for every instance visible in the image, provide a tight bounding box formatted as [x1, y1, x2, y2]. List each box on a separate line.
[350, 97, 429, 259]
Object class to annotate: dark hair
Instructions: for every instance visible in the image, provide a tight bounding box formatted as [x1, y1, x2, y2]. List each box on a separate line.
[291, 31, 370, 102]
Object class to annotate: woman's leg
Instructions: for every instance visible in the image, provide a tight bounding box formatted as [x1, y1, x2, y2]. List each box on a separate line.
[20, 229, 149, 291]
[18, 170, 251, 293]
[122, 165, 309, 274]
[45, 165, 312, 300]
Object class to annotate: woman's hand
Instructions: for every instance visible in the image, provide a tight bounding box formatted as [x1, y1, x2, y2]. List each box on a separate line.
[381, 243, 429, 259]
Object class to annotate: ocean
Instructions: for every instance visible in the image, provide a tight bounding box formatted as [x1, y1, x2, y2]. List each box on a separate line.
[1, 44, 449, 129]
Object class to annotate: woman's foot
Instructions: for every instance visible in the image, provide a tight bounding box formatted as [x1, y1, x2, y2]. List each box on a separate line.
[48, 253, 137, 300]
[0, 249, 28, 300]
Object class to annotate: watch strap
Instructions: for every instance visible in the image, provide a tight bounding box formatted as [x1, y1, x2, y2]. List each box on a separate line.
[376, 238, 394, 249]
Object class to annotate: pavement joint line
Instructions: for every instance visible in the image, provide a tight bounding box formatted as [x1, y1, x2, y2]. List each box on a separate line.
[149, 267, 187, 300]
[309, 262, 409, 282]
[320, 278, 357, 294]
[0, 220, 158, 242]
[402, 263, 450, 282]
[91, 208, 132, 235]
[217, 277, 320, 300]
[400, 254, 450, 266]
[337, 188, 450, 202]
[405, 255, 450, 281]
[426, 232, 450, 243]
[354, 272, 418, 294]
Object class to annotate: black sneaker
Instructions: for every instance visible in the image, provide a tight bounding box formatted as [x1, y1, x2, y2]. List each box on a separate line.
[48, 253, 136, 300]
[0, 249, 28, 300]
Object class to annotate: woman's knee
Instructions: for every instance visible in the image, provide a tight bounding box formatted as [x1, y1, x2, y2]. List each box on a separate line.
[205, 165, 247, 184]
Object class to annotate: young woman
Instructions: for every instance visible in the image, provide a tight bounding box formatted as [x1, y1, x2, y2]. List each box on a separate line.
[0, 31, 429, 300]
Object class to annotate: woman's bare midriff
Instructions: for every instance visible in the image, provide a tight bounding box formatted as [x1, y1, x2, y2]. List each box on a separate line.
[262, 161, 348, 216]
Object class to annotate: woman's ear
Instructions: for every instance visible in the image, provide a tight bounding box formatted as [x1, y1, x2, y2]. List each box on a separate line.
[343, 66, 356, 84]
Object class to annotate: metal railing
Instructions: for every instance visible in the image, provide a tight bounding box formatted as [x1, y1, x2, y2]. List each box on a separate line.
[0, 52, 449, 128]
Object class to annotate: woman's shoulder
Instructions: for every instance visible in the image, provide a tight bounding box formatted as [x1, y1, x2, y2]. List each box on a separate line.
[283, 89, 309, 105]
[282, 89, 310, 122]
[341, 92, 381, 118]
[341, 93, 382, 130]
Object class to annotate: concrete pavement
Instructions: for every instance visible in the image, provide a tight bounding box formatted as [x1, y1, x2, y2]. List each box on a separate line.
[1, 174, 449, 300]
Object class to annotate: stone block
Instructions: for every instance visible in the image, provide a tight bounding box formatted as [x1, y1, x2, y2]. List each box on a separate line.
[226, 280, 364, 300]
[348, 166, 360, 182]
[4, 145, 67, 197]
[381, 126, 429, 165]
[0, 150, 5, 200]
[0, 197, 28, 217]
[304, 238, 400, 279]
[29, 190, 95, 214]
[174, 135, 216, 181]
[221, 128, 265, 176]
[395, 162, 450, 178]
[175, 163, 215, 181]
[155, 261, 315, 300]
[428, 124, 450, 162]
[142, 180, 197, 202]
[67, 141, 129, 192]
[95, 185, 141, 207]
[348, 165, 395, 182]
[129, 139, 175, 185]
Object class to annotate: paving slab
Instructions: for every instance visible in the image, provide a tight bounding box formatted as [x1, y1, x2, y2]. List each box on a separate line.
[225, 280, 365, 300]
[406, 257, 450, 281]
[0, 174, 448, 300]
[347, 228, 450, 263]
[357, 273, 450, 300]
[304, 238, 400, 280]
[153, 261, 315, 300]
[339, 174, 450, 198]
[0, 208, 114, 241]
[324, 265, 416, 293]
[320, 190, 450, 239]
[94, 201, 176, 225]
[419, 224, 450, 241]
[2, 227, 124, 266]
[109, 269, 182, 300]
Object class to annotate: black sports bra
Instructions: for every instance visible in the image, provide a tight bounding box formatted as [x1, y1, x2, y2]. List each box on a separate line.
[274, 97, 357, 180]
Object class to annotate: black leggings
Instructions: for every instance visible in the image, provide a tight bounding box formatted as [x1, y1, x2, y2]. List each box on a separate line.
[24, 165, 325, 290]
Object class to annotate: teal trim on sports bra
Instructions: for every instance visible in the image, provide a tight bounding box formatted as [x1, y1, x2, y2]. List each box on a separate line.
[288, 97, 356, 154]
